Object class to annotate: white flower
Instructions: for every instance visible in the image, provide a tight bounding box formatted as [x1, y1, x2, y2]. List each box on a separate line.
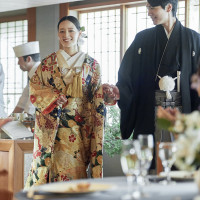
[184, 111, 200, 129]
[158, 76, 176, 99]
[175, 129, 200, 171]
[159, 76, 175, 91]
[173, 119, 184, 133]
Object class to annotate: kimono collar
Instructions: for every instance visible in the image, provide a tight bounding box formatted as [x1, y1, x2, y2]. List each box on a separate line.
[57, 49, 85, 69]
[164, 20, 176, 39]
[56, 50, 85, 98]
[28, 61, 40, 79]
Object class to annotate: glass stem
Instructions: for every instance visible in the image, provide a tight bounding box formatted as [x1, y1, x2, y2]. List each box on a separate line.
[127, 175, 134, 194]
[165, 167, 171, 183]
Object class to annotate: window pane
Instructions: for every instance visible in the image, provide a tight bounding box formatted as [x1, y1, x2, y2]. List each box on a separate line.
[80, 8, 120, 84]
[127, 1, 185, 47]
[0, 20, 28, 115]
[188, 0, 200, 32]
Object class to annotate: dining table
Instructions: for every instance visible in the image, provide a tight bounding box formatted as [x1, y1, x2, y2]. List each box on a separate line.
[15, 176, 199, 200]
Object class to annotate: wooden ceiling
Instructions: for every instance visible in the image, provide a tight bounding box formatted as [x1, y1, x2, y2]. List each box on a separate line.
[0, 0, 83, 13]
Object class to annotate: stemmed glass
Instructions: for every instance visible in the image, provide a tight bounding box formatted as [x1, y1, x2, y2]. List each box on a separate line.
[120, 140, 140, 200]
[159, 142, 177, 185]
[136, 134, 154, 185]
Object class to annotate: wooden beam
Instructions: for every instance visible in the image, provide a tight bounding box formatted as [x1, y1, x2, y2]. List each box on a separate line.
[0, 15, 26, 23]
[27, 8, 36, 42]
[70, 0, 144, 10]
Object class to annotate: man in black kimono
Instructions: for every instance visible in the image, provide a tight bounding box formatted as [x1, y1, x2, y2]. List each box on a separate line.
[103, 0, 200, 143]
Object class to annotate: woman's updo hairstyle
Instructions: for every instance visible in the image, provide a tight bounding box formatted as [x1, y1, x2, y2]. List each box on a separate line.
[57, 16, 81, 31]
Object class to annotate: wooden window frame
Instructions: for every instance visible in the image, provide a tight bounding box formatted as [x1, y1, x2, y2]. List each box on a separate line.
[74, 0, 188, 61]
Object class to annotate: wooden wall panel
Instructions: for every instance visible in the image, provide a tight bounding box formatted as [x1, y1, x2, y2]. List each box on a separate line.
[0, 139, 34, 200]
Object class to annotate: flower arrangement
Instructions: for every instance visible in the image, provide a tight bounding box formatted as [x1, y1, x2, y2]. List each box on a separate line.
[171, 111, 200, 134]
[157, 110, 200, 171]
[175, 129, 200, 171]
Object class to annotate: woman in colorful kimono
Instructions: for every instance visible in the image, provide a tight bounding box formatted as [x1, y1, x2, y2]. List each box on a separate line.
[25, 16, 110, 188]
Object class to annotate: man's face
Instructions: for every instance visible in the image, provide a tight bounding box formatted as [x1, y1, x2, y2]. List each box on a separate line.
[146, 3, 169, 25]
[18, 57, 29, 71]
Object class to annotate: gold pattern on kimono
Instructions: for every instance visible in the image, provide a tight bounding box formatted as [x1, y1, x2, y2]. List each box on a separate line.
[25, 52, 105, 189]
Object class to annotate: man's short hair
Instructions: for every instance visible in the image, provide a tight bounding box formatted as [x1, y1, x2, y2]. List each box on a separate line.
[147, 0, 178, 17]
[23, 53, 40, 62]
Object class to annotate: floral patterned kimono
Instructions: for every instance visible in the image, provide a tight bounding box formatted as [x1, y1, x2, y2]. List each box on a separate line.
[25, 50, 106, 188]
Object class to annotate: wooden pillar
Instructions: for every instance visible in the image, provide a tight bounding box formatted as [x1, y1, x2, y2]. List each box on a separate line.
[59, 3, 69, 19]
[27, 8, 36, 42]
[59, 3, 70, 49]
[120, 5, 126, 62]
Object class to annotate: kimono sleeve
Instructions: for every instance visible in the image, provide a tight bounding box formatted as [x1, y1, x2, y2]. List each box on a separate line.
[89, 61, 106, 178]
[29, 63, 64, 115]
[116, 34, 142, 139]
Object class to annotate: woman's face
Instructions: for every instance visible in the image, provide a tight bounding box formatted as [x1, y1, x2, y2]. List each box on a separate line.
[58, 20, 81, 49]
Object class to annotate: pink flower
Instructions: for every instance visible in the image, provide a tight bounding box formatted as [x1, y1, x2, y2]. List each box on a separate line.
[92, 151, 97, 157]
[69, 135, 76, 142]
[61, 175, 70, 181]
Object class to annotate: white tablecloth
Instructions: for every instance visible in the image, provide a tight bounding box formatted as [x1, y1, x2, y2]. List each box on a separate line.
[15, 176, 199, 200]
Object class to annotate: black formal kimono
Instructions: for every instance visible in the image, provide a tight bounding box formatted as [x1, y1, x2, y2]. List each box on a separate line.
[117, 19, 200, 139]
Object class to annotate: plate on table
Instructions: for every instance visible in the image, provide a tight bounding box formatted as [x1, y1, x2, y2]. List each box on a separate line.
[35, 181, 115, 195]
[159, 171, 194, 182]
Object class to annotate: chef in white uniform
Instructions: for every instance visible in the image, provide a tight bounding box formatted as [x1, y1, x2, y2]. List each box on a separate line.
[0, 63, 7, 118]
[12, 41, 40, 115]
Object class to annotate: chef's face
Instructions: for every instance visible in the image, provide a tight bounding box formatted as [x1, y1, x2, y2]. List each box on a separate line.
[18, 57, 29, 71]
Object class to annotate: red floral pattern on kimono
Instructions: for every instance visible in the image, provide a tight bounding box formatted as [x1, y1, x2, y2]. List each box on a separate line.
[25, 52, 106, 188]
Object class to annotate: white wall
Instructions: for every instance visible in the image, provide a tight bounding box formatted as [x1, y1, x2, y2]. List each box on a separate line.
[36, 5, 60, 60]
[36, 5, 78, 60]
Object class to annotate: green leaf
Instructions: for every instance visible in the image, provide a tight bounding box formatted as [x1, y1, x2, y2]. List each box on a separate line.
[156, 118, 172, 131]
[104, 105, 133, 157]
[80, 26, 85, 32]
[43, 153, 51, 159]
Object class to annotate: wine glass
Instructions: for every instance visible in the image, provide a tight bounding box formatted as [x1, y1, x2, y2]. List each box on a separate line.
[159, 142, 177, 185]
[120, 140, 140, 200]
[136, 134, 154, 185]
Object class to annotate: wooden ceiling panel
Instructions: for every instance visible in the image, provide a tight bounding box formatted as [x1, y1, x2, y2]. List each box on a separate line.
[0, 0, 83, 12]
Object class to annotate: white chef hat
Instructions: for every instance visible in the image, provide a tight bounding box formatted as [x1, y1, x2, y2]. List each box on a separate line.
[13, 41, 40, 57]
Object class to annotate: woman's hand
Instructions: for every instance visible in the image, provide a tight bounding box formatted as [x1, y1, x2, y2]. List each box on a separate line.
[56, 95, 68, 106]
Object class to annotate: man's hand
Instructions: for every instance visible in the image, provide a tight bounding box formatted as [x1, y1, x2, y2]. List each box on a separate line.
[0, 117, 13, 128]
